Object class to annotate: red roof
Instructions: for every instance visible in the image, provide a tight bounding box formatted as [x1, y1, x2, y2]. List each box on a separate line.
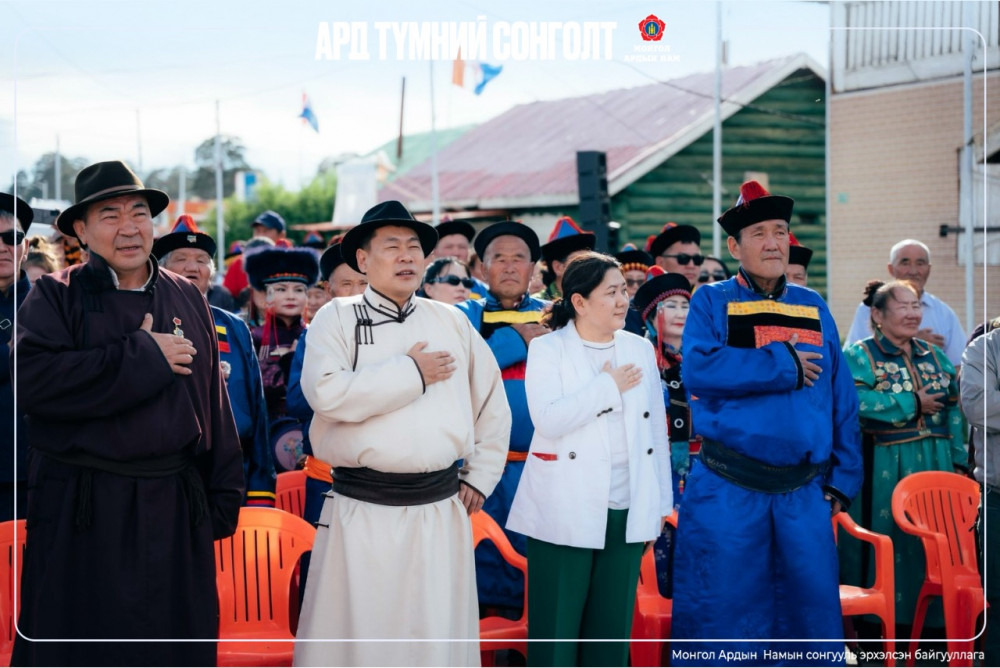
[380, 54, 823, 212]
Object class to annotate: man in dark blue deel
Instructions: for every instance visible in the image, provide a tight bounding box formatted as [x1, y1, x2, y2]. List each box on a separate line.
[0, 192, 31, 521]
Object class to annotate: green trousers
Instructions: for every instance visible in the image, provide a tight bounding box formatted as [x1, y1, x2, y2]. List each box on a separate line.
[526, 508, 644, 667]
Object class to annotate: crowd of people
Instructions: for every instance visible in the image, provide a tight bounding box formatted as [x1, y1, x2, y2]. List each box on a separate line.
[0, 160, 996, 668]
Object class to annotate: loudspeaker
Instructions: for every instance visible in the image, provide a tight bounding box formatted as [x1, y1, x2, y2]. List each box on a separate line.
[576, 151, 611, 252]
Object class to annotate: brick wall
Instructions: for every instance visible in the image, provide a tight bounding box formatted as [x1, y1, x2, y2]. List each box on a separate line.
[829, 73, 1000, 339]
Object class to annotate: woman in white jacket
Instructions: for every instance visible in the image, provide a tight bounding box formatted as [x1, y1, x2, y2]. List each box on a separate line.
[507, 251, 673, 667]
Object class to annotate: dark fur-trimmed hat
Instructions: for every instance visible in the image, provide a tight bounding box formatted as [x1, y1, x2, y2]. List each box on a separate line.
[152, 215, 216, 260]
[615, 246, 653, 273]
[245, 247, 320, 290]
[718, 180, 794, 237]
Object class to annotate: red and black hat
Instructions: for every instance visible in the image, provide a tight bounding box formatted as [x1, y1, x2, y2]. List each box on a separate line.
[788, 231, 813, 269]
[648, 223, 700, 259]
[245, 247, 320, 290]
[540, 216, 595, 265]
[717, 180, 794, 237]
[152, 215, 216, 260]
[302, 231, 326, 250]
[633, 270, 692, 323]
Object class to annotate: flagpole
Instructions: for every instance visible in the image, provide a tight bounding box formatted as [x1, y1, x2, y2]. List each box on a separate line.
[429, 61, 440, 226]
[214, 100, 226, 272]
[397, 77, 406, 161]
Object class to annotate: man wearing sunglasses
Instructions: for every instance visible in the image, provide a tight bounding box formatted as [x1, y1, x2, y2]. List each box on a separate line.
[0, 193, 31, 523]
[649, 222, 703, 289]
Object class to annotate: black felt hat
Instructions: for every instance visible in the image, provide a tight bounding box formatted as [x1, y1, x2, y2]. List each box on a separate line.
[0, 193, 33, 227]
[56, 160, 168, 238]
[633, 269, 692, 323]
[319, 243, 348, 281]
[244, 247, 320, 290]
[648, 223, 701, 259]
[340, 200, 437, 273]
[152, 215, 217, 261]
[540, 216, 595, 265]
[615, 247, 653, 273]
[435, 218, 476, 242]
[788, 236, 813, 270]
[474, 220, 541, 263]
[718, 180, 794, 237]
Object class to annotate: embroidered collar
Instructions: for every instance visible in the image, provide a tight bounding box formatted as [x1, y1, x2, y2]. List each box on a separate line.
[871, 329, 932, 358]
[362, 285, 416, 323]
[736, 266, 787, 300]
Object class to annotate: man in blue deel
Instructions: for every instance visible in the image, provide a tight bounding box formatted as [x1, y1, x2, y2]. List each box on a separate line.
[671, 181, 862, 667]
[456, 220, 546, 615]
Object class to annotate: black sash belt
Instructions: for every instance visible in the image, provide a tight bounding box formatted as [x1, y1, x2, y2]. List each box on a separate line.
[333, 462, 459, 506]
[699, 438, 829, 494]
[41, 450, 206, 529]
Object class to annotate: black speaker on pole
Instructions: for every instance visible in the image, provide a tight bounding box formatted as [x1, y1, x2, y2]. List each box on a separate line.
[576, 151, 611, 252]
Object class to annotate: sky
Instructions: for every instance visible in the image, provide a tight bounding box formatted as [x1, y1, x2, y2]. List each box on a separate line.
[1, 0, 834, 195]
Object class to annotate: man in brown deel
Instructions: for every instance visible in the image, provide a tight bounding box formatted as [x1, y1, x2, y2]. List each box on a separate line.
[12, 160, 244, 666]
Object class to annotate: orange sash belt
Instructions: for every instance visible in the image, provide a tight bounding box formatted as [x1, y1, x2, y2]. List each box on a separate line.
[506, 451, 529, 463]
[304, 455, 334, 483]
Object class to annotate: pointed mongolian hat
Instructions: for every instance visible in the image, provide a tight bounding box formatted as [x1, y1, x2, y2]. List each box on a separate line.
[152, 215, 217, 261]
[788, 231, 813, 269]
[648, 222, 700, 259]
[717, 180, 794, 237]
[540, 216, 595, 265]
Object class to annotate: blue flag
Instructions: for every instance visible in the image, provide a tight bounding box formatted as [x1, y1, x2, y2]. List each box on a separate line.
[474, 63, 503, 96]
[299, 94, 319, 133]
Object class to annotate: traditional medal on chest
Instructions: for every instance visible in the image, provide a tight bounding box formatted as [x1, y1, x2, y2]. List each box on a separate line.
[172, 317, 184, 337]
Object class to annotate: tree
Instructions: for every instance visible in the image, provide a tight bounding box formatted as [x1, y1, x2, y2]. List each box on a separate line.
[190, 135, 251, 200]
[144, 166, 189, 202]
[6, 153, 89, 202]
[202, 170, 336, 244]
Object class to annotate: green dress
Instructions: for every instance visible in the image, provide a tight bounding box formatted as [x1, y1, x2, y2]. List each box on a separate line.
[841, 333, 967, 627]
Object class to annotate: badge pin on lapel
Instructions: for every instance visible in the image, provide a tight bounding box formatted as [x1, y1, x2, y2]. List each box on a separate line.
[172, 317, 184, 337]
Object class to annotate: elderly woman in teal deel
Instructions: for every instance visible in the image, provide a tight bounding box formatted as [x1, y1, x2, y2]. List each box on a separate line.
[841, 279, 967, 631]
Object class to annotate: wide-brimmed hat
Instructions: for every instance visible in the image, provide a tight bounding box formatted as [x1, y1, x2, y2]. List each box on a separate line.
[474, 220, 540, 263]
[339, 200, 437, 273]
[55, 160, 168, 238]
[435, 218, 476, 243]
[152, 215, 217, 261]
[319, 243, 347, 281]
[633, 271, 692, 323]
[245, 247, 320, 290]
[648, 223, 701, 259]
[540, 216, 595, 265]
[0, 193, 33, 227]
[718, 180, 794, 237]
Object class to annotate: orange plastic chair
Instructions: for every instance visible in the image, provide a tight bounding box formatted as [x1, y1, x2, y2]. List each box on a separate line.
[833, 511, 896, 666]
[891, 471, 984, 668]
[471, 511, 528, 666]
[215, 507, 315, 667]
[0, 520, 26, 667]
[629, 512, 676, 667]
[275, 470, 306, 518]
